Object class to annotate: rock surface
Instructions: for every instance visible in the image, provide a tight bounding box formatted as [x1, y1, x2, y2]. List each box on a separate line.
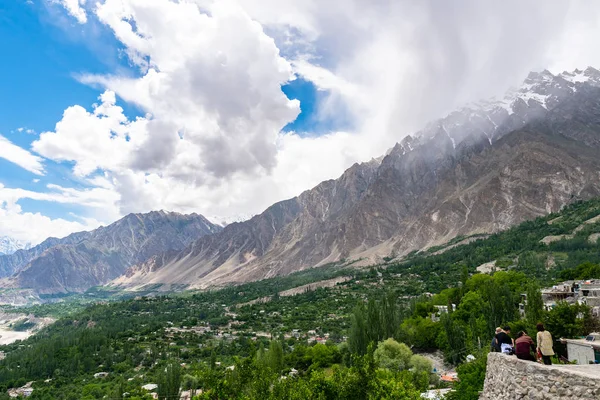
[481, 352, 600, 399]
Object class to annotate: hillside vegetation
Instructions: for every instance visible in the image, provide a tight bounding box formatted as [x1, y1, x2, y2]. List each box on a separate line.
[0, 199, 599, 399]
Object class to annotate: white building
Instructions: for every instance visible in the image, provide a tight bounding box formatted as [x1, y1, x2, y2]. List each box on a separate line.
[562, 333, 600, 365]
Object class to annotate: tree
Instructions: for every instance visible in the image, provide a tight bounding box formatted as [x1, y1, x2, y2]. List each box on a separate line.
[525, 282, 544, 325]
[373, 338, 412, 371]
[447, 352, 487, 400]
[410, 354, 432, 374]
[349, 303, 368, 355]
[367, 298, 382, 344]
[545, 302, 584, 340]
[210, 349, 217, 370]
[381, 292, 399, 340]
[454, 292, 485, 323]
[157, 362, 181, 400]
[268, 340, 284, 374]
[441, 313, 466, 365]
[182, 374, 199, 398]
[256, 342, 267, 369]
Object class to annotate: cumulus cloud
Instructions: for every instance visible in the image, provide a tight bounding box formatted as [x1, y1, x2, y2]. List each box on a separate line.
[0, 181, 118, 244]
[0, 134, 44, 175]
[0, 183, 108, 244]
[17, 0, 600, 239]
[55, 0, 88, 24]
[0, 201, 99, 245]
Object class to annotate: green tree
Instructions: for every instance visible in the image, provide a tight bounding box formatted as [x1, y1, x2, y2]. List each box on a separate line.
[349, 303, 368, 355]
[545, 302, 585, 340]
[157, 362, 181, 400]
[525, 282, 544, 325]
[182, 374, 199, 397]
[441, 313, 466, 365]
[373, 338, 413, 371]
[367, 298, 382, 344]
[447, 352, 487, 400]
[381, 292, 399, 340]
[210, 349, 217, 370]
[268, 340, 284, 374]
[410, 354, 432, 374]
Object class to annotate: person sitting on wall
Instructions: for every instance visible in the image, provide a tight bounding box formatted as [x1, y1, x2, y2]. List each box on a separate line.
[514, 330, 536, 361]
[496, 326, 514, 354]
[491, 327, 502, 352]
[536, 323, 555, 365]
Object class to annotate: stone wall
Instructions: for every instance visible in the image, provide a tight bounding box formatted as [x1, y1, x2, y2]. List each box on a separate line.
[480, 352, 600, 399]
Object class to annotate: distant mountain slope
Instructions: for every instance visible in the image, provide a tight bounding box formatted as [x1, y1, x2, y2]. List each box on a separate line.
[112, 67, 600, 291]
[0, 237, 31, 256]
[0, 211, 221, 293]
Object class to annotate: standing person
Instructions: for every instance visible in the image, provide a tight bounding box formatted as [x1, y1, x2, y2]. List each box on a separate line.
[514, 331, 536, 361]
[490, 327, 502, 352]
[536, 323, 554, 365]
[496, 326, 513, 354]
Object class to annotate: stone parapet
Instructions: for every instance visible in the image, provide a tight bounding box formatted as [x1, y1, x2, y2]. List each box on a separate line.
[480, 352, 600, 399]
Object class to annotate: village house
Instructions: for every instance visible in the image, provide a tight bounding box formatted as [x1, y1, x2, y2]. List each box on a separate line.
[561, 332, 600, 364]
[521, 280, 600, 316]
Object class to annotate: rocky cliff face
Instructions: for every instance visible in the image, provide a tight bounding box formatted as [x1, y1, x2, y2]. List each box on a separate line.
[0, 211, 221, 293]
[111, 67, 600, 290]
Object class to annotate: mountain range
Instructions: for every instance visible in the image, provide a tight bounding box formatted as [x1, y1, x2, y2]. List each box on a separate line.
[111, 67, 600, 290]
[0, 211, 221, 293]
[3, 67, 600, 295]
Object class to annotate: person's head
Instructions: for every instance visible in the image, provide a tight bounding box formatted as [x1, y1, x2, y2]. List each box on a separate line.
[516, 331, 524, 339]
[495, 327, 502, 334]
[536, 323, 545, 332]
[503, 325, 511, 333]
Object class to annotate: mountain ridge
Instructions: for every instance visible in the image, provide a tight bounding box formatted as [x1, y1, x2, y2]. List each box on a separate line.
[111, 67, 600, 291]
[0, 211, 221, 293]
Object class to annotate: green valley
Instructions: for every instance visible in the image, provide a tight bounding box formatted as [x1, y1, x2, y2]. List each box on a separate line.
[0, 198, 599, 399]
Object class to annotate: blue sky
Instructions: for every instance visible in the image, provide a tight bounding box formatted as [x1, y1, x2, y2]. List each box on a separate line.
[0, 0, 330, 236]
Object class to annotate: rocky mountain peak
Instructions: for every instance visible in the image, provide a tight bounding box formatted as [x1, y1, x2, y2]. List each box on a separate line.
[388, 67, 600, 159]
[0, 237, 31, 256]
[0, 211, 222, 293]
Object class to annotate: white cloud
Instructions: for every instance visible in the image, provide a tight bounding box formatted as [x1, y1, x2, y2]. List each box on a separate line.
[55, 0, 88, 24]
[0, 183, 119, 212]
[0, 181, 117, 244]
[0, 135, 44, 175]
[0, 201, 99, 245]
[33, 91, 143, 176]
[13, 0, 600, 243]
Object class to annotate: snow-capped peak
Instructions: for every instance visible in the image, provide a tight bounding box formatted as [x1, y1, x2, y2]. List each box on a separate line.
[207, 214, 254, 227]
[0, 236, 32, 256]
[393, 66, 600, 155]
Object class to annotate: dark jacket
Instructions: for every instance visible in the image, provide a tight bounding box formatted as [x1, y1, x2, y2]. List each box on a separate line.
[495, 331, 512, 347]
[515, 335, 535, 361]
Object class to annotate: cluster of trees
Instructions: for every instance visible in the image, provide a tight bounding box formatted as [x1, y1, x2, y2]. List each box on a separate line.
[348, 292, 400, 356]
[393, 266, 600, 399]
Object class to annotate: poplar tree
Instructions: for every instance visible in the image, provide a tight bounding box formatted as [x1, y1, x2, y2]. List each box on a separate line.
[349, 303, 368, 355]
[525, 282, 544, 325]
